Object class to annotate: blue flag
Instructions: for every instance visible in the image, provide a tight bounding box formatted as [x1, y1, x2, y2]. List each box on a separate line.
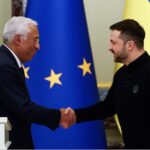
[25, 0, 106, 149]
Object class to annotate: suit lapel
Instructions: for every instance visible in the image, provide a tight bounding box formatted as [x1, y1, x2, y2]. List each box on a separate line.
[0, 45, 26, 85]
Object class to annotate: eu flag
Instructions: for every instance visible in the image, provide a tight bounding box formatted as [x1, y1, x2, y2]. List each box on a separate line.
[25, 0, 106, 148]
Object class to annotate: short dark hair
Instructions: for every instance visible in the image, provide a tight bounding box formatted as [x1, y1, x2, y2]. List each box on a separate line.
[109, 19, 145, 49]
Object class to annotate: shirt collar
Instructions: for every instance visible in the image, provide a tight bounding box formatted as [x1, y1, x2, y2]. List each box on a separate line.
[3, 44, 22, 68]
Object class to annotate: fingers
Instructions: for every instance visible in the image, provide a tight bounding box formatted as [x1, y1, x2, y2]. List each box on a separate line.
[60, 107, 76, 129]
[64, 107, 71, 115]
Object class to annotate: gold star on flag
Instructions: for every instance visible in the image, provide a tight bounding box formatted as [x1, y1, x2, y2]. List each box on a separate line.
[78, 58, 92, 76]
[45, 69, 62, 88]
[22, 65, 30, 79]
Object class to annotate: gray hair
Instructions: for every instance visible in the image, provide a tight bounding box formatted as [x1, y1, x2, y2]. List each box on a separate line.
[2, 16, 38, 43]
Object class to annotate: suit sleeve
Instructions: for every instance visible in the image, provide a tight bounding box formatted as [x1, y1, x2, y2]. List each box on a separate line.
[0, 64, 61, 130]
[75, 80, 116, 123]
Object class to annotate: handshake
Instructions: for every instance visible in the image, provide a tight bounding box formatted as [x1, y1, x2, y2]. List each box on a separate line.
[60, 107, 76, 128]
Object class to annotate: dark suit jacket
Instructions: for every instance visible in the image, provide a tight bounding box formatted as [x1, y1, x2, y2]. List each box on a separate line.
[0, 45, 61, 149]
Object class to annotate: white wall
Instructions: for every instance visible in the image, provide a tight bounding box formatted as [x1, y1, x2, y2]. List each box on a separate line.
[0, 0, 11, 44]
[84, 0, 125, 85]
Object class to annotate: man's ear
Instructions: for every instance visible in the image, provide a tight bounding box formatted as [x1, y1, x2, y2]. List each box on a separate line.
[126, 40, 135, 51]
[13, 35, 22, 46]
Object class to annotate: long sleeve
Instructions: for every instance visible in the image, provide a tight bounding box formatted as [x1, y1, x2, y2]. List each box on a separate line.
[0, 64, 61, 130]
[75, 84, 116, 123]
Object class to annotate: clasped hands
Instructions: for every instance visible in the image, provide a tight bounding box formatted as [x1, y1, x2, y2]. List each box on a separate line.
[60, 107, 76, 129]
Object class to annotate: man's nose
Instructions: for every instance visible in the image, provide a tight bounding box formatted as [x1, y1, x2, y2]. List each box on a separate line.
[35, 42, 40, 50]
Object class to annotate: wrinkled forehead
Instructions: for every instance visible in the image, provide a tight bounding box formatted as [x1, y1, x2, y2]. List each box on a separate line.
[110, 30, 125, 44]
[26, 25, 39, 37]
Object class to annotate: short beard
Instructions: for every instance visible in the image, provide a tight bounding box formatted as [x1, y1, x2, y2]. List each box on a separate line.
[114, 49, 128, 63]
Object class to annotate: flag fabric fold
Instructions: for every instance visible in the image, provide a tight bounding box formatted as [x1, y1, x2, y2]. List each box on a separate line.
[25, 0, 106, 149]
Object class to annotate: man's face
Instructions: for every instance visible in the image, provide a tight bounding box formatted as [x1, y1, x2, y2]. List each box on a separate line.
[18, 25, 40, 62]
[109, 30, 128, 63]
